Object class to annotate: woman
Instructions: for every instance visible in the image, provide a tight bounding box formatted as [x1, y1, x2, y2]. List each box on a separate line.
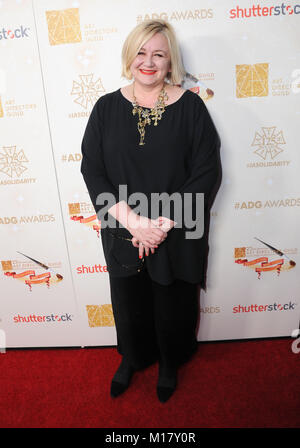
[80, 20, 221, 402]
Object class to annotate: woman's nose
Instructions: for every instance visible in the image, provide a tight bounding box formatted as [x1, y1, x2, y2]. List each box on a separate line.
[144, 54, 154, 67]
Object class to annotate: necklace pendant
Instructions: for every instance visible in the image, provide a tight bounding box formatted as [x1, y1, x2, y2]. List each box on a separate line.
[132, 84, 168, 147]
[152, 115, 159, 126]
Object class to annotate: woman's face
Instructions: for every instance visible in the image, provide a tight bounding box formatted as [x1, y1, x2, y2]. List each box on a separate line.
[130, 32, 171, 88]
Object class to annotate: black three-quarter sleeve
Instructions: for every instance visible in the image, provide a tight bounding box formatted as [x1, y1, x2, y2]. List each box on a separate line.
[80, 97, 120, 219]
[161, 96, 221, 231]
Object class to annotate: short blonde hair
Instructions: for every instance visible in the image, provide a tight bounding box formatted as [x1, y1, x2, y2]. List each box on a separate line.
[121, 20, 186, 85]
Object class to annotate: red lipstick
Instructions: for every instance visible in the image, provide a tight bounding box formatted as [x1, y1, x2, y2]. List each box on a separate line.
[140, 69, 156, 75]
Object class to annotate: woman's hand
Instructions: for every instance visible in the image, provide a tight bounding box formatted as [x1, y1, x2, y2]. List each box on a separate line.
[131, 215, 176, 258]
[152, 216, 176, 232]
[107, 202, 171, 257]
[128, 214, 167, 248]
[131, 237, 155, 258]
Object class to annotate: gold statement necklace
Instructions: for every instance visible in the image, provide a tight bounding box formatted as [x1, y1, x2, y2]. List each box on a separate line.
[132, 83, 169, 146]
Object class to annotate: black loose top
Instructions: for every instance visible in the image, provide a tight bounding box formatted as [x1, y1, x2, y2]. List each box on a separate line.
[80, 88, 221, 288]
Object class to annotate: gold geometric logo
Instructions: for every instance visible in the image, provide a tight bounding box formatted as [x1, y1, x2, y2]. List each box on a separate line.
[68, 202, 81, 214]
[0, 146, 29, 177]
[86, 305, 115, 327]
[234, 247, 246, 258]
[1, 260, 13, 271]
[45, 8, 82, 46]
[71, 74, 105, 109]
[251, 127, 285, 160]
[236, 63, 268, 98]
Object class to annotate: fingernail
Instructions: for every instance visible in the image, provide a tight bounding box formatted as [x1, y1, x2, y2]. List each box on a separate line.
[139, 256, 142, 259]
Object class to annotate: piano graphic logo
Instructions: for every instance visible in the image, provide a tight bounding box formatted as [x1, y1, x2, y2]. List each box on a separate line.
[2, 253, 63, 291]
[68, 202, 101, 237]
[181, 72, 214, 102]
[234, 238, 296, 279]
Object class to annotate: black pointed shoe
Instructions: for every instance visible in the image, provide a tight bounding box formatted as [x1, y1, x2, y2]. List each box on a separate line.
[156, 364, 177, 403]
[110, 380, 131, 398]
[110, 358, 135, 398]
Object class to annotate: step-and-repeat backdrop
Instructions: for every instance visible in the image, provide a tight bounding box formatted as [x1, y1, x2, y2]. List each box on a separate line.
[0, 0, 299, 348]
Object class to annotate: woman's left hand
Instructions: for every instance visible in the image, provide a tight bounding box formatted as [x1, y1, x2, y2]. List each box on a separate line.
[131, 216, 176, 258]
[131, 237, 156, 258]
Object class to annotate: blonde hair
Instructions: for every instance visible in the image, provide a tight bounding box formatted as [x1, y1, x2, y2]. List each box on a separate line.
[121, 20, 186, 85]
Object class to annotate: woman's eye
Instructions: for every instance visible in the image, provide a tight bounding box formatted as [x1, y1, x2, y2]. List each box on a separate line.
[155, 54, 163, 57]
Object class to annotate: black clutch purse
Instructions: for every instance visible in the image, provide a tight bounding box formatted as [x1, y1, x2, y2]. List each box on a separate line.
[103, 227, 145, 276]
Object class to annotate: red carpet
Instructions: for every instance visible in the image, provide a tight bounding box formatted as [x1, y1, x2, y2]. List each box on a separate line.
[0, 338, 299, 428]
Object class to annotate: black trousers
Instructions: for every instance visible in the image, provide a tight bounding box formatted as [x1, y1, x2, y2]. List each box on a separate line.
[109, 268, 199, 371]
